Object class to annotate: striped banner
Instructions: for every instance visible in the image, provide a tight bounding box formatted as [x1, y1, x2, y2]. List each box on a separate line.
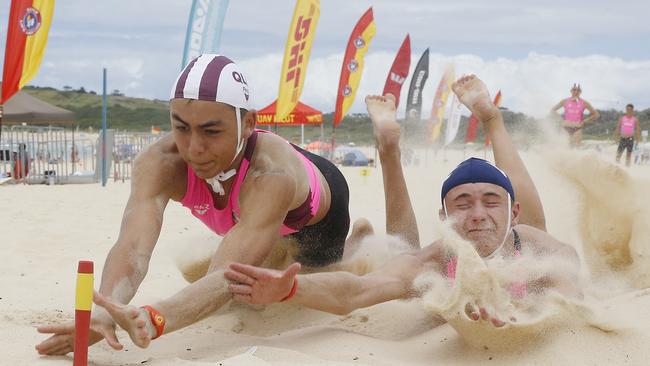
[333, 7, 376, 126]
[181, 0, 230, 68]
[444, 95, 463, 146]
[429, 65, 454, 142]
[1, 0, 55, 104]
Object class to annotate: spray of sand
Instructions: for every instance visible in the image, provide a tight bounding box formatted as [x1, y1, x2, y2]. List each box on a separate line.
[173, 235, 299, 283]
[551, 150, 650, 288]
[414, 220, 616, 351]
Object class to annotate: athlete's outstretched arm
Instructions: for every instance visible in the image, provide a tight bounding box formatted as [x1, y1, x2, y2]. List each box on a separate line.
[35, 144, 174, 355]
[93, 170, 297, 348]
[452, 75, 547, 231]
[226, 253, 425, 315]
[366, 94, 420, 248]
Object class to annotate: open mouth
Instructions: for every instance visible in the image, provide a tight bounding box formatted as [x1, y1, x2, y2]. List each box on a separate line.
[468, 229, 494, 234]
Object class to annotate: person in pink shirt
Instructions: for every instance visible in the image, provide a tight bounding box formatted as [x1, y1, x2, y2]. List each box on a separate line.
[551, 84, 600, 147]
[34, 54, 373, 355]
[615, 104, 641, 167]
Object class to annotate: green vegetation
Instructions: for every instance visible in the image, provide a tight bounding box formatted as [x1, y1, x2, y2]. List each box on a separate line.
[23, 86, 649, 144]
[24, 85, 170, 131]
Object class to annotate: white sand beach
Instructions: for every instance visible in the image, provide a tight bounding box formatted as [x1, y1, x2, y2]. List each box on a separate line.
[2, 143, 650, 366]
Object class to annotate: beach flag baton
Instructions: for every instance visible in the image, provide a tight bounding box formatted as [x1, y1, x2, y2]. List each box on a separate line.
[73, 260, 94, 366]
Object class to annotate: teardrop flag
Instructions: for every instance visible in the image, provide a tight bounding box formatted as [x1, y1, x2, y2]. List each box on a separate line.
[333, 7, 376, 126]
[382, 34, 411, 108]
[2, 0, 55, 104]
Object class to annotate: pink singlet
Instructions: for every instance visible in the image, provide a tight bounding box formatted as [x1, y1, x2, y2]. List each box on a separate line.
[563, 98, 586, 125]
[620, 115, 638, 137]
[180, 130, 321, 236]
[446, 230, 527, 299]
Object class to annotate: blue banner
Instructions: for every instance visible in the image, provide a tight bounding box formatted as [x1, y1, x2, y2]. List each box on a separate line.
[181, 0, 230, 68]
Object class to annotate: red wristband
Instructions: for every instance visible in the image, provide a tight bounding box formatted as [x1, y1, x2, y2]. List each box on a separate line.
[141, 305, 166, 339]
[281, 278, 298, 302]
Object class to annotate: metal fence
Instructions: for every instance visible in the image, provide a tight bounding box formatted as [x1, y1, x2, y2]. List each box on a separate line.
[1, 125, 162, 184]
[111, 131, 162, 181]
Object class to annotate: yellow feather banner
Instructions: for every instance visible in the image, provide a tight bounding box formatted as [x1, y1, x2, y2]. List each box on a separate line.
[276, 0, 320, 121]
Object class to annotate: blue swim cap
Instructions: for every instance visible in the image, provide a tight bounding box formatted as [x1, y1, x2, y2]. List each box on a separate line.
[441, 157, 515, 206]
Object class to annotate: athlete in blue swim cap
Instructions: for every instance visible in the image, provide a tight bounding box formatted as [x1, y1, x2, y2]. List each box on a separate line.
[226, 75, 581, 330]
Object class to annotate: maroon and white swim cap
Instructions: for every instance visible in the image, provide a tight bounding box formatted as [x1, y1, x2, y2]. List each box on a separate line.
[171, 54, 253, 195]
[171, 54, 252, 110]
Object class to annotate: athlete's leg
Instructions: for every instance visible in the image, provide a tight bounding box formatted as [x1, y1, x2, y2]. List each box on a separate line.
[365, 94, 420, 249]
[343, 218, 375, 260]
[625, 140, 633, 167]
[616, 139, 624, 163]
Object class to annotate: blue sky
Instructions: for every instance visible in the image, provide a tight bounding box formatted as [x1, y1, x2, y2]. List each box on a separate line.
[1, 0, 649, 116]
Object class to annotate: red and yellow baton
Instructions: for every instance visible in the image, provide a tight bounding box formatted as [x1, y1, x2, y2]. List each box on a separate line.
[73, 260, 93, 366]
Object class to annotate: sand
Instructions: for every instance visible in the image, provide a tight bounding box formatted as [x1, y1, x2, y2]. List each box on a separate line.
[2, 141, 650, 365]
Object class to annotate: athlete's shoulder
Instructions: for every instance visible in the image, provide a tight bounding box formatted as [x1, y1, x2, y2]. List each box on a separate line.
[250, 131, 299, 172]
[132, 134, 186, 196]
[514, 224, 573, 254]
[513, 223, 545, 238]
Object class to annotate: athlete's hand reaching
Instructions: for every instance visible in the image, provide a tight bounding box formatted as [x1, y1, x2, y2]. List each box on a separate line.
[225, 262, 301, 304]
[35, 308, 121, 356]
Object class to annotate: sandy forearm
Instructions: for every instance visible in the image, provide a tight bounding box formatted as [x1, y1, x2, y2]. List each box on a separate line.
[99, 243, 150, 304]
[154, 269, 231, 334]
[289, 272, 364, 315]
[483, 113, 546, 230]
[290, 259, 414, 315]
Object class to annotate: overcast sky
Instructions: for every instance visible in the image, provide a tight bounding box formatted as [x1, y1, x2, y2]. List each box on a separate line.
[1, 0, 649, 117]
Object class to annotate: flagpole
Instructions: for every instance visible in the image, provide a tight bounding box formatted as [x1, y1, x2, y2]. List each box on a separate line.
[331, 123, 336, 161]
[0, 105, 3, 142]
[101, 68, 108, 187]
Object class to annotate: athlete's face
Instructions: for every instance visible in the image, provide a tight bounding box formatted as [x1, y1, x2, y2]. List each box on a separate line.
[626, 106, 634, 115]
[440, 183, 519, 257]
[170, 99, 255, 179]
[571, 88, 581, 98]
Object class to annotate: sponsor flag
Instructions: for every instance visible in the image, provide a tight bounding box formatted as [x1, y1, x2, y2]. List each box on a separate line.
[181, 0, 230, 68]
[444, 94, 463, 146]
[2, 0, 55, 104]
[276, 0, 320, 121]
[333, 7, 375, 126]
[428, 65, 454, 142]
[405, 48, 429, 123]
[382, 34, 410, 108]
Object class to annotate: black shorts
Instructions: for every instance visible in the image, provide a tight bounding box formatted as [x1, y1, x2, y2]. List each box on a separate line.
[288, 146, 350, 267]
[618, 137, 634, 154]
[564, 126, 582, 135]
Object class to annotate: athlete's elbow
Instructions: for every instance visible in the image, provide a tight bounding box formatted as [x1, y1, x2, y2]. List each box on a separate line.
[330, 303, 355, 315]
